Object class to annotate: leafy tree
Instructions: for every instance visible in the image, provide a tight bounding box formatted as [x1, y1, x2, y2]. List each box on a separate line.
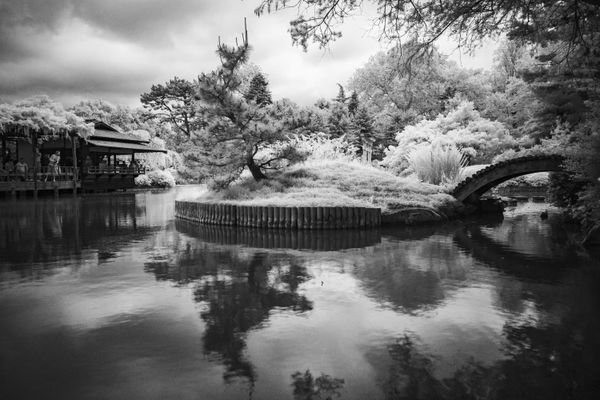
[69, 99, 143, 132]
[189, 32, 303, 186]
[493, 39, 529, 81]
[0, 95, 93, 141]
[382, 101, 516, 173]
[480, 77, 543, 140]
[255, 0, 599, 57]
[244, 72, 272, 106]
[140, 76, 199, 138]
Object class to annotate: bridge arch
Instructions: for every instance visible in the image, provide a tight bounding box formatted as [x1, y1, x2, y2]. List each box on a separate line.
[451, 155, 565, 203]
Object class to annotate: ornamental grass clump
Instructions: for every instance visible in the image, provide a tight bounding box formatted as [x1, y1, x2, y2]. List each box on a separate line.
[408, 143, 467, 185]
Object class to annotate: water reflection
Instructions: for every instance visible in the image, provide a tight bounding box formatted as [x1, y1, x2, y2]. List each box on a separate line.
[145, 245, 313, 382]
[176, 219, 381, 250]
[1, 192, 600, 400]
[365, 284, 600, 400]
[0, 194, 162, 278]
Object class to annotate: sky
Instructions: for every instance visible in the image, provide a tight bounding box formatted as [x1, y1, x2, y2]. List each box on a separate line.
[0, 0, 496, 108]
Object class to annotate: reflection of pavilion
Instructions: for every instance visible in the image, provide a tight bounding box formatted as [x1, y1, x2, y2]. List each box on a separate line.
[0, 193, 157, 272]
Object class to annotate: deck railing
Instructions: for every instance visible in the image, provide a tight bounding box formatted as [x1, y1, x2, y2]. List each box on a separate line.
[84, 166, 146, 175]
[1, 165, 147, 183]
[0, 166, 78, 182]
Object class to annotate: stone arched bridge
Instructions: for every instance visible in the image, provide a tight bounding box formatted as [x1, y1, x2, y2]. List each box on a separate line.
[452, 155, 565, 203]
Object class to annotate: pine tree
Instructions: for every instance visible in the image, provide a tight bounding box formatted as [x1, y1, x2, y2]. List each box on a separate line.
[347, 91, 359, 116]
[189, 26, 301, 187]
[244, 73, 272, 106]
[349, 105, 374, 156]
[334, 83, 346, 103]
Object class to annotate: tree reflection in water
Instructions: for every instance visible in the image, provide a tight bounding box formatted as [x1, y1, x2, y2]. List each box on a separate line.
[145, 246, 313, 383]
[290, 370, 345, 400]
[374, 273, 600, 400]
[377, 320, 600, 399]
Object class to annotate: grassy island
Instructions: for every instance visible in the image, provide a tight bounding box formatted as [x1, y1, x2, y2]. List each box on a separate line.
[190, 159, 463, 221]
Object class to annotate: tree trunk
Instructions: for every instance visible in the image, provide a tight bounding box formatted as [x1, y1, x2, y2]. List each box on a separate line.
[247, 158, 267, 181]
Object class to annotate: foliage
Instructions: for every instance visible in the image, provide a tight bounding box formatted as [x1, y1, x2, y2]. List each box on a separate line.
[407, 143, 467, 186]
[289, 132, 358, 162]
[348, 105, 375, 157]
[291, 370, 345, 400]
[255, 0, 599, 57]
[348, 42, 496, 155]
[140, 76, 199, 138]
[244, 72, 272, 106]
[382, 101, 516, 173]
[70, 99, 140, 131]
[498, 172, 550, 188]
[547, 172, 584, 208]
[480, 77, 543, 140]
[0, 95, 93, 139]
[348, 44, 449, 119]
[334, 83, 346, 103]
[189, 33, 303, 188]
[134, 169, 176, 188]
[326, 101, 351, 138]
[347, 91, 359, 115]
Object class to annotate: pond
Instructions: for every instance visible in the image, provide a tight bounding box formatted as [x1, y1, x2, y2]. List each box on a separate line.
[1, 186, 599, 399]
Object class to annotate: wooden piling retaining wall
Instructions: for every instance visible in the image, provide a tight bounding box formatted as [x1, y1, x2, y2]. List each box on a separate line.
[175, 201, 381, 229]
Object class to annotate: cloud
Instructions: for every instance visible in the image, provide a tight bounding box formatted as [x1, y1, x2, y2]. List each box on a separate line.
[71, 0, 217, 46]
[0, 0, 495, 108]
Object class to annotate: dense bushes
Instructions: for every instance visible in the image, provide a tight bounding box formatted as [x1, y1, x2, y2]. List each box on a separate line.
[135, 169, 176, 188]
[382, 101, 516, 173]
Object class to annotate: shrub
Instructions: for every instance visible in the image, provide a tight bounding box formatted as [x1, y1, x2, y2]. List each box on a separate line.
[382, 101, 516, 173]
[289, 132, 358, 162]
[135, 169, 176, 188]
[407, 143, 467, 185]
[134, 174, 151, 187]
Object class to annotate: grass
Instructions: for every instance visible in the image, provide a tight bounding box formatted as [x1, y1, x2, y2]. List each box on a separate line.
[194, 159, 460, 214]
[408, 143, 467, 186]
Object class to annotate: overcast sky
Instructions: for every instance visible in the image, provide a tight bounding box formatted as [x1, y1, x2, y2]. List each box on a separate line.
[0, 0, 496, 108]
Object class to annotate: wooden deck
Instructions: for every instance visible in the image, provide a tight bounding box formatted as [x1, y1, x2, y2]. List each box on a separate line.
[0, 166, 146, 196]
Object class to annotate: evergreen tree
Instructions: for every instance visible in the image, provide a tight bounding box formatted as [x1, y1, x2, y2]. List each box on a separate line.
[347, 91, 359, 116]
[334, 83, 346, 103]
[348, 105, 374, 156]
[244, 73, 272, 106]
[327, 102, 350, 138]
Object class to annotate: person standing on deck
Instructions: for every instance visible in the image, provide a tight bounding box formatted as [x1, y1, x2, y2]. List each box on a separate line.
[15, 158, 28, 181]
[45, 151, 60, 182]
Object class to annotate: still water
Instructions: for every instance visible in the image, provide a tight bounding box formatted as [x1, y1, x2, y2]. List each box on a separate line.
[1, 186, 599, 399]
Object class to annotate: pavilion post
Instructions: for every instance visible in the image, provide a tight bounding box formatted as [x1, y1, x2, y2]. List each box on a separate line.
[32, 130, 38, 198]
[71, 132, 78, 195]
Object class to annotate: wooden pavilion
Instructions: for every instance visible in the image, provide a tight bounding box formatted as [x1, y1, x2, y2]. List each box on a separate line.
[1, 119, 167, 197]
